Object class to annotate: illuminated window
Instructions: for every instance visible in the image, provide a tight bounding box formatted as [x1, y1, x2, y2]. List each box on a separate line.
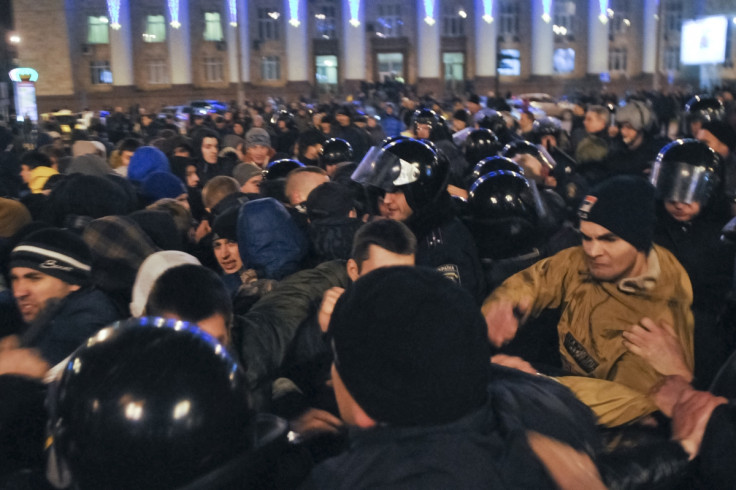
[258, 8, 281, 40]
[316, 55, 338, 90]
[377, 52, 403, 81]
[498, 49, 520, 75]
[443, 52, 464, 91]
[204, 12, 224, 41]
[442, 5, 465, 37]
[144, 14, 166, 42]
[553, 48, 575, 73]
[90, 60, 112, 84]
[376, 2, 403, 38]
[87, 16, 109, 44]
[148, 60, 168, 83]
[203, 57, 224, 81]
[261, 56, 281, 80]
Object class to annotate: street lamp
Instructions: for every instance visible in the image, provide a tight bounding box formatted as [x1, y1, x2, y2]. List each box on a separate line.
[9, 34, 21, 44]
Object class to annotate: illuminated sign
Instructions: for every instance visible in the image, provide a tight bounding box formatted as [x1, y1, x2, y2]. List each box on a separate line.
[9, 67, 39, 82]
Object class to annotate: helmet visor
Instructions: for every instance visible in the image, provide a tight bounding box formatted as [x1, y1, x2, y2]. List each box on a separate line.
[351, 145, 420, 191]
[650, 160, 713, 204]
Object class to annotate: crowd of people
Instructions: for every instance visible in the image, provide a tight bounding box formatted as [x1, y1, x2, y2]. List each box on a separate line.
[1, 85, 736, 488]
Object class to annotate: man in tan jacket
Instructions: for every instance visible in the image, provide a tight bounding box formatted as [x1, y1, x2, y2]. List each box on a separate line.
[484, 176, 694, 425]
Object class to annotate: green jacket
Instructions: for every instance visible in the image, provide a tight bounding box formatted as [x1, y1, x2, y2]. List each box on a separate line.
[235, 260, 349, 409]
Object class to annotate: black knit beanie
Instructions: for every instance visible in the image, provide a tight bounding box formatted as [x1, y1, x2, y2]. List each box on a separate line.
[329, 266, 490, 427]
[10, 228, 91, 285]
[577, 175, 656, 252]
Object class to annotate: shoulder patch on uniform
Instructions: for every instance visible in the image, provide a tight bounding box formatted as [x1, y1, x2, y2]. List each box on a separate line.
[436, 264, 461, 285]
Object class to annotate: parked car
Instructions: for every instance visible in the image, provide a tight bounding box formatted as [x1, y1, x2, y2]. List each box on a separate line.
[158, 105, 191, 131]
[507, 93, 576, 119]
[190, 100, 227, 116]
[40, 110, 85, 140]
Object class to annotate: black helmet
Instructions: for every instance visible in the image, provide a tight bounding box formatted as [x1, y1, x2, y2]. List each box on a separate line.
[467, 170, 540, 259]
[502, 140, 556, 185]
[471, 156, 524, 181]
[474, 108, 506, 134]
[271, 110, 294, 126]
[264, 158, 305, 180]
[319, 138, 354, 168]
[650, 138, 721, 205]
[412, 108, 441, 136]
[531, 116, 562, 139]
[464, 128, 503, 166]
[351, 138, 449, 212]
[685, 95, 725, 125]
[47, 317, 254, 490]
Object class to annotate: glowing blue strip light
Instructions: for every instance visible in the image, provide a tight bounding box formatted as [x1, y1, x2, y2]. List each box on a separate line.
[228, 0, 238, 26]
[541, 0, 551, 23]
[482, 0, 493, 24]
[289, 0, 300, 26]
[423, 0, 435, 25]
[598, 0, 608, 23]
[168, 0, 181, 28]
[348, 0, 360, 27]
[107, 0, 121, 29]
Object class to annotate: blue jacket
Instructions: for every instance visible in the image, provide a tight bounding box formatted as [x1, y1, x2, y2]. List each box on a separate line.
[237, 198, 307, 280]
[29, 287, 120, 365]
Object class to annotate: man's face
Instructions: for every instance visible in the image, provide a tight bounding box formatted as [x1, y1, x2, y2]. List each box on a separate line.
[213, 238, 242, 274]
[519, 113, 534, 130]
[11, 267, 80, 323]
[336, 113, 350, 127]
[381, 190, 413, 221]
[185, 165, 200, 187]
[579, 220, 646, 282]
[201, 137, 219, 164]
[620, 123, 643, 149]
[121, 150, 135, 167]
[241, 174, 263, 194]
[415, 123, 431, 140]
[665, 201, 701, 222]
[304, 143, 322, 160]
[583, 112, 607, 134]
[20, 164, 31, 184]
[174, 146, 191, 158]
[247, 145, 270, 167]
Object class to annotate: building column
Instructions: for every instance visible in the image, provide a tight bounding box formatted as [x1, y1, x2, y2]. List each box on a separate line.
[531, 0, 554, 75]
[168, 0, 192, 85]
[239, 0, 250, 83]
[587, 0, 609, 75]
[473, 0, 496, 79]
[641, 0, 657, 74]
[285, 0, 309, 83]
[417, 0, 441, 81]
[342, 0, 366, 88]
[110, 0, 134, 86]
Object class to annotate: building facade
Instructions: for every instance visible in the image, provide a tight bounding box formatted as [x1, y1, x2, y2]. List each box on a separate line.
[10, 0, 736, 112]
